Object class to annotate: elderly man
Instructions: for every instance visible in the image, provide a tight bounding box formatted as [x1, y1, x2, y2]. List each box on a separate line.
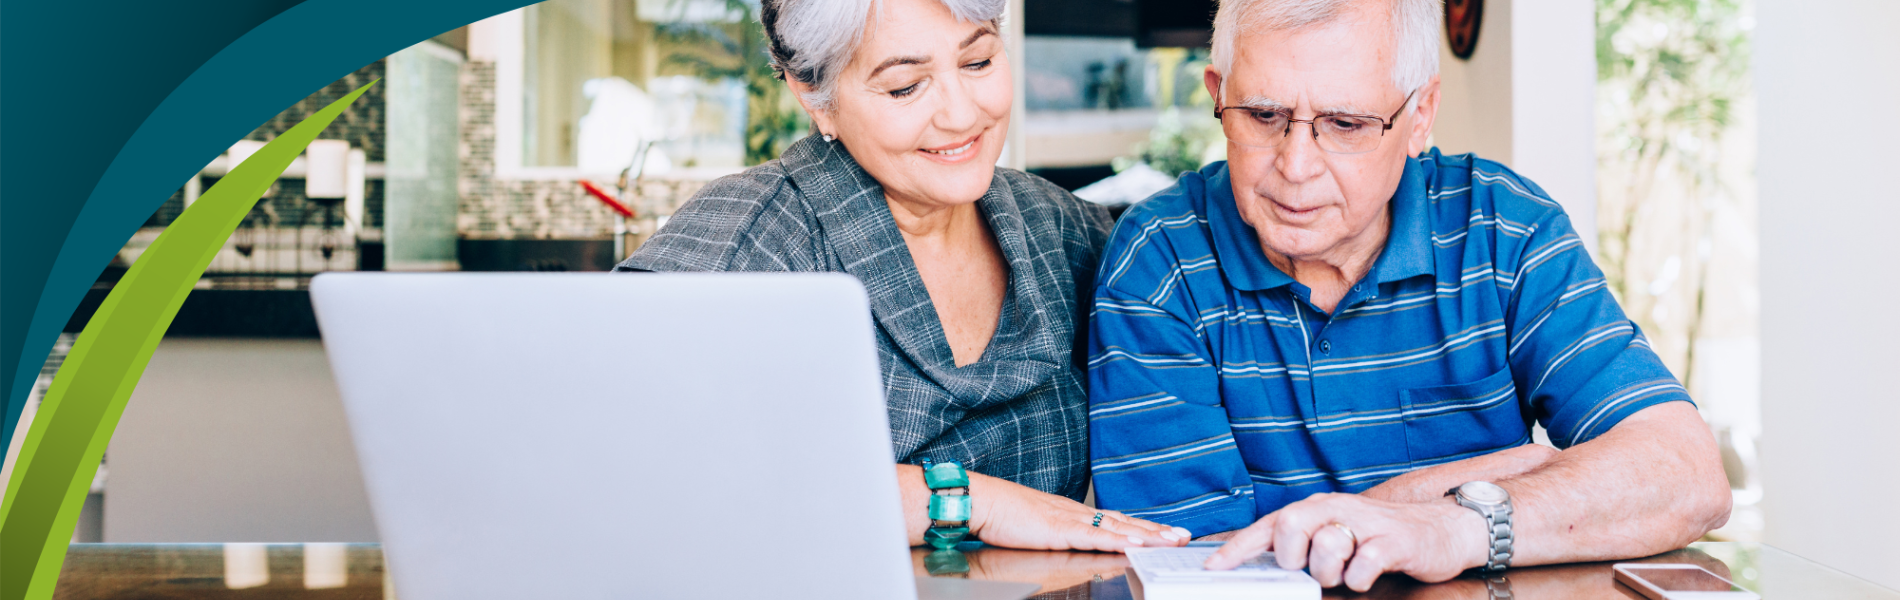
[1086, 0, 1731, 591]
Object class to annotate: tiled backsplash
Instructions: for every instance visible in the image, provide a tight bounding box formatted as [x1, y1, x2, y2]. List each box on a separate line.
[137, 56, 720, 266]
[146, 60, 388, 231]
[459, 60, 623, 240]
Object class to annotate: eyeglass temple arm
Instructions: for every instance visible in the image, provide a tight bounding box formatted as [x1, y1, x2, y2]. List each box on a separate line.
[1383, 89, 1419, 131]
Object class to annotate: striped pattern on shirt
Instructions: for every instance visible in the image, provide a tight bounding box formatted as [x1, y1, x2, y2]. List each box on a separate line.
[1087, 149, 1689, 535]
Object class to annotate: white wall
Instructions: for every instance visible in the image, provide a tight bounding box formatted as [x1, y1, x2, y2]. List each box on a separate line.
[1431, 0, 1598, 252]
[1432, 0, 1513, 168]
[106, 338, 378, 542]
[1755, 0, 1900, 590]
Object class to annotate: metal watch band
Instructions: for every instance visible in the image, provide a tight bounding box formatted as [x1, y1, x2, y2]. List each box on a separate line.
[1449, 482, 1515, 573]
[1477, 502, 1514, 572]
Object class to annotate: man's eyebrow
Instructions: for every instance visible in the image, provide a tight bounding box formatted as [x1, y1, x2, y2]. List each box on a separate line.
[1317, 102, 1377, 115]
[1237, 95, 1377, 115]
[868, 56, 930, 79]
[959, 27, 995, 49]
[1236, 95, 1290, 111]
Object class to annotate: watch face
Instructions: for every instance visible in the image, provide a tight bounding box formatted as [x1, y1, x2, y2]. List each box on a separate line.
[1461, 481, 1509, 504]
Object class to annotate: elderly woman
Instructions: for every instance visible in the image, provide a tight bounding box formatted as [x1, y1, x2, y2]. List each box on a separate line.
[615, 0, 1185, 551]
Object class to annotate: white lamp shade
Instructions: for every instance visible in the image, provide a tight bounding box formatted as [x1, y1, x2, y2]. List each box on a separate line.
[226, 139, 268, 170]
[304, 139, 351, 199]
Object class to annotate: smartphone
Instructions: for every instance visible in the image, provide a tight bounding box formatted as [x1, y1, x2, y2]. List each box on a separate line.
[1613, 563, 1760, 600]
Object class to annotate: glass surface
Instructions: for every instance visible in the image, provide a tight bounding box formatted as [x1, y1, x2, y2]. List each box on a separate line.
[53, 542, 1899, 599]
[384, 42, 462, 270]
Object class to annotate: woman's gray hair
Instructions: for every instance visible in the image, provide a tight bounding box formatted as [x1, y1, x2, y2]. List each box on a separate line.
[1210, 0, 1441, 99]
[761, 0, 1006, 110]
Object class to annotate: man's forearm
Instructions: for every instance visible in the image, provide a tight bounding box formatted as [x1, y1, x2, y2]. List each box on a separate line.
[1491, 402, 1731, 566]
[1360, 443, 1558, 504]
[1195, 444, 1557, 540]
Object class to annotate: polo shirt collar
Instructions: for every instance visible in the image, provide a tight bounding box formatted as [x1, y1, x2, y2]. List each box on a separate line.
[1205, 156, 1436, 292]
[1372, 156, 1435, 284]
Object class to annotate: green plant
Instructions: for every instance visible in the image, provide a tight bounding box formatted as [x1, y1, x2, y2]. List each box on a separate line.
[655, 0, 810, 165]
[1114, 50, 1224, 177]
[1595, 0, 1752, 387]
[1114, 106, 1224, 177]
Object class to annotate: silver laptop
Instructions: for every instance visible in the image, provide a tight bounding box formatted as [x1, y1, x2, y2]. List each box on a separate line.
[311, 273, 1039, 600]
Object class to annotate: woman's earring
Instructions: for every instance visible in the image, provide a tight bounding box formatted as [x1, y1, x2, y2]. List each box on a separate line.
[823, 133, 835, 143]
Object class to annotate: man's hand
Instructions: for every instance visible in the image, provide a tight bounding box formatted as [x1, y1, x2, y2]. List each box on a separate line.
[966, 473, 1190, 552]
[1202, 493, 1489, 591]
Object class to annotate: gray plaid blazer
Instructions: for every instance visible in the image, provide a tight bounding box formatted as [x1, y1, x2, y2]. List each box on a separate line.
[617, 134, 1111, 500]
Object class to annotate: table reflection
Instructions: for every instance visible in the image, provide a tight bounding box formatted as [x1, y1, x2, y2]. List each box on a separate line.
[52, 541, 1896, 599]
[56, 543, 384, 600]
[907, 542, 1899, 600]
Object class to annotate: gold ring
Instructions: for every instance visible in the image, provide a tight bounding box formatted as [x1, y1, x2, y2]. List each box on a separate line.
[1329, 522, 1358, 547]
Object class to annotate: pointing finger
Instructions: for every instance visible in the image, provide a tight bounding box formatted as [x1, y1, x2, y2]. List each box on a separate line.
[1205, 513, 1277, 570]
[1272, 506, 1320, 571]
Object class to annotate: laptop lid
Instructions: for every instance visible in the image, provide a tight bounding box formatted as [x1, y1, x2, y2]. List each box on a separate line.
[311, 273, 917, 599]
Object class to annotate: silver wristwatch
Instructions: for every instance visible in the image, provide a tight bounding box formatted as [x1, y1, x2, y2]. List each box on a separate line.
[1448, 481, 1514, 572]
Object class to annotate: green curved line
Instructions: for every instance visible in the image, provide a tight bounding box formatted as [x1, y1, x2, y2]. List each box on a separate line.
[0, 81, 377, 600]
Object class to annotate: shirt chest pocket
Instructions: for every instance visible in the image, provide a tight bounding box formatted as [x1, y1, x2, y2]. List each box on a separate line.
[1398, 366, 1530, 463]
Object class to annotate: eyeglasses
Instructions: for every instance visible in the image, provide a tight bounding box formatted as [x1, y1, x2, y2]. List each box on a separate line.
[1213, 89, 1417, 155]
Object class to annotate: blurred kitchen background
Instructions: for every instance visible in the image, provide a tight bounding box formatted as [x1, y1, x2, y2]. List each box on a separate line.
[10, 0, 1857, 586]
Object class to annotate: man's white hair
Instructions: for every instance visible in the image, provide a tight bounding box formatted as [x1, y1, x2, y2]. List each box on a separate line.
[1210, 0, 1442, 98]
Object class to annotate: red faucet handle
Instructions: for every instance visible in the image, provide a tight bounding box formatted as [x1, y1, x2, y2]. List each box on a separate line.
[579, 179, 636, 219]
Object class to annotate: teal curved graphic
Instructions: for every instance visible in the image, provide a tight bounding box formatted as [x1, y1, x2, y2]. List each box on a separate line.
[4, 0, 535, 486]
[0, 83, 376, 600]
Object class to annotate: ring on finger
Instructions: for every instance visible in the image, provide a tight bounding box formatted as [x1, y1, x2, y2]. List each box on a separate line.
[1092, 512, 1105, 528]
[1329, 522, 1358, 548]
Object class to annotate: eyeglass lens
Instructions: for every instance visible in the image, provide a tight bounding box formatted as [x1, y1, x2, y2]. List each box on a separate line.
[1223, 110, 1389, 154]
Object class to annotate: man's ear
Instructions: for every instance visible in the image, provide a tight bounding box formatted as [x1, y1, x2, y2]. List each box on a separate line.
[1406, 76, 1442, 156]
[1203, 66, 1225, 108]
[785, 78, 836, 138]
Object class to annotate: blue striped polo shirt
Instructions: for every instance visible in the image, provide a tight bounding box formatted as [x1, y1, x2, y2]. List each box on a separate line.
[1087, 149, 1690, 535]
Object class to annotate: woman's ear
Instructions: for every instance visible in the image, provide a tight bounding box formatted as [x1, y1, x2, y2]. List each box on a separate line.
[784, 78, 837, 138]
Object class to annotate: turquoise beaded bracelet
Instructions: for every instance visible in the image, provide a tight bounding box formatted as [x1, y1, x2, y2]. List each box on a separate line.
[920, 459, 971, 549]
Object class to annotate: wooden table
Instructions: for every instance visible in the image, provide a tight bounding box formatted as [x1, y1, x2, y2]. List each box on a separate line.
[54, 541, 1898, 599]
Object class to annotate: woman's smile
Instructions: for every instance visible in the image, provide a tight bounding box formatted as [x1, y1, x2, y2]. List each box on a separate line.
[919, 132, 984, 164]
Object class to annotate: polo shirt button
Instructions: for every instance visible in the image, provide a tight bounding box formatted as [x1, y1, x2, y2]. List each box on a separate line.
[1319, 340, 1333, 354]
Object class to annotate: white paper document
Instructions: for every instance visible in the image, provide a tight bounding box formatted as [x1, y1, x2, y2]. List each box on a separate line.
[1126, 546, 1321, 600]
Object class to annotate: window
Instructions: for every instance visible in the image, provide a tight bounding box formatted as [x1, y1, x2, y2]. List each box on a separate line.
[486, 0, 759, 177]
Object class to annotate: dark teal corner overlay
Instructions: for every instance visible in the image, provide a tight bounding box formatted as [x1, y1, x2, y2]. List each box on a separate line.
[0, 0, 540, 467]
[4, 84, 377, 600]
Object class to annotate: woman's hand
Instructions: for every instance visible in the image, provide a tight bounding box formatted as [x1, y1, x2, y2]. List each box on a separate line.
[966, 472, 1189, 552]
